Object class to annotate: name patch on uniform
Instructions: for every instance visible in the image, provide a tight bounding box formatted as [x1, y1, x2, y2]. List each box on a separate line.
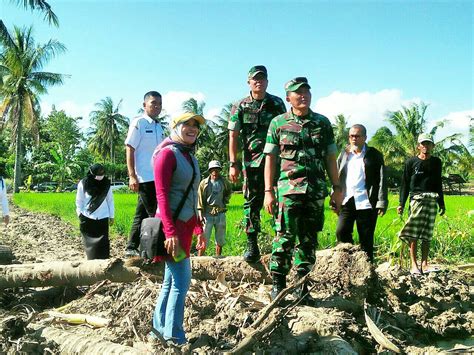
[145, 130, 153, 133]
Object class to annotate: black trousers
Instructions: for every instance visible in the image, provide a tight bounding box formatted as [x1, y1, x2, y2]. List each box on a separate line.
[126, 181, 157, 250]
[79, 215, 110, 260]
[335, 197, 378, 261]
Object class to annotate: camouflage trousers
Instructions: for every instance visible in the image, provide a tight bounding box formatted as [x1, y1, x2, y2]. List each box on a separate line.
[242, 165, 265, 236]
[270, 195, 325, 275]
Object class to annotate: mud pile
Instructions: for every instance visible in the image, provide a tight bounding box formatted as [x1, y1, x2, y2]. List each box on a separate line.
[0, 204, 472, 354]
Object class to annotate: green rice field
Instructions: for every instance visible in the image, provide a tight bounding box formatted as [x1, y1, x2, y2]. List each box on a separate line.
[13, 192, 474, 263]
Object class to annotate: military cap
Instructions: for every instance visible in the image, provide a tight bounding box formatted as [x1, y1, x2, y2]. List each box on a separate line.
[285, 77, 311, 92]
[248, 65, 267, 79]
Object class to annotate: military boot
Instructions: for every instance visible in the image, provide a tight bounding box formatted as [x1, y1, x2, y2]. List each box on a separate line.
[243, 234, 260, 263]
[293, 271, 315, 304]
[270, 273, 287, 300]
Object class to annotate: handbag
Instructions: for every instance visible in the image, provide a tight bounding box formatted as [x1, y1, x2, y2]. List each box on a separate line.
[139, 157, 196, 261]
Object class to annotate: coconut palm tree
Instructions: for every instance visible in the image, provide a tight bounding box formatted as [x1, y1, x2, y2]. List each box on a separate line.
[332, 113, 350, 154]
[88, 97, 128, 165]
[10, 0, 59, 27]
[0, 21, 66, 192]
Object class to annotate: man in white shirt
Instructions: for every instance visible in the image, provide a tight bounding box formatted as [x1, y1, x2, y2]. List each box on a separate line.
[336, 124, 388, 261]
[124, 91, 164, 257]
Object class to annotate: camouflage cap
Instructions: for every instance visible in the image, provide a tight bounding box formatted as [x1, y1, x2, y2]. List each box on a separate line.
[171, 112, 205, 129]
[285, 77, 311, 92]
[417, 133, 434, 144]
[248, 65, 267, 79]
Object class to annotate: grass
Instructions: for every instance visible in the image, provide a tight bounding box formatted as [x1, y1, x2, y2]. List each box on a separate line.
[13, 192, 474, 263]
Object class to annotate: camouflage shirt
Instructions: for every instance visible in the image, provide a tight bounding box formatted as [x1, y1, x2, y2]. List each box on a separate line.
[264, 109, 336, 199]
[228, 93, 286, 168]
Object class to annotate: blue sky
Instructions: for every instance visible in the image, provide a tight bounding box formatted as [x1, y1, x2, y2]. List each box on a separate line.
[2, 0, 473, 143]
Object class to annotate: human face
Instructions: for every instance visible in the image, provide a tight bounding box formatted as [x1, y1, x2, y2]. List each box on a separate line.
[180, 118, 200, 145]
[210, 168, 221, 178]
[348, 127, 367, 151]
[248, 73, 268, 96]
[143, 95, 162, 119]
[286, 87, 311, 113]
[418, 141, 434, 155]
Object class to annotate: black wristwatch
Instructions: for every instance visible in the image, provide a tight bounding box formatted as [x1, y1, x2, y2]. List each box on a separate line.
[229, 162, 239, 168]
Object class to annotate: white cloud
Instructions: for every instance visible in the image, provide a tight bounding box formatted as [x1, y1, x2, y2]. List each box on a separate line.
[435, 110, 473, 145]
[313, 89, 422, 137]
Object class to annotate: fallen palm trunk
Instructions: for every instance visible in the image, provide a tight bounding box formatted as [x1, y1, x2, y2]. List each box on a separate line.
[35, 326, 143, 354]
[0, 256, 274, 289]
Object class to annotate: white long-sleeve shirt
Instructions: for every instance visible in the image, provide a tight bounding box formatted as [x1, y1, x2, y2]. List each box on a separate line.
[0, 178, 9, 217]
[75, 180, 114, 220]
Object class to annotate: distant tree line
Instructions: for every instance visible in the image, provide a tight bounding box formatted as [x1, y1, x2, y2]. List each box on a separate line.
[0, 8, 472, 192]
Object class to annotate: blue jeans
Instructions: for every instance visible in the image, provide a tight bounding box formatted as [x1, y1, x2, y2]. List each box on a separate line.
[152, 258, 191, 344]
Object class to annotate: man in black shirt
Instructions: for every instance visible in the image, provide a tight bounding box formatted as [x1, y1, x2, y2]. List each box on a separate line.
[397, 133, 445, 275]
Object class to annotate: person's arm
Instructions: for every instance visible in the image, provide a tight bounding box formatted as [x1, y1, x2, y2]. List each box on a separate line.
[153, 148, 178, 238]
[106, 187, 114, 225]
[228, 130, 240, 183]
[75, 181, 84, 217]
[126, 145, 139, 192]
[436, 158, 446, 215]
[197, 179, 206, 223]
[228, 103, 242, 183]
[376, 152, 388, 216]
[398, 159, 411, 214]
[325, 152, 343, 214]
[263, 153, 277, 215]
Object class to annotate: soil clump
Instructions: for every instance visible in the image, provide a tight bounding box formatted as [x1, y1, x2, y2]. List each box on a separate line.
[0, 203, 472, 354]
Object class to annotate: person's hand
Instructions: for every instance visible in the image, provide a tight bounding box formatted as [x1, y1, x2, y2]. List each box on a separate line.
[264, 190, 276, 215]
[439, 207, 446, 216]
[397, 206, 403, 215]
[128, 175, 139, 192]
[164, 236, 179, 257]
[198, 211, 206, 225]
[330, 190, 343, 215]
[109, 218, 114, 226]
[377, 209, 385, 217]
[229, 166, 240, 183]
[196, 234, 206, 251]
[3, 215, 9, 225]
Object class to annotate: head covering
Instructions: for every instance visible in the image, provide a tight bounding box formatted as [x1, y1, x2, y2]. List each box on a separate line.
[418, 133, 434, 144]
[170, 112, 205, 129]
[285, 77, 311, 92]
[82, 163, 110, 213]
[208, 160, 222, 171]
[248, 65, 267, 79]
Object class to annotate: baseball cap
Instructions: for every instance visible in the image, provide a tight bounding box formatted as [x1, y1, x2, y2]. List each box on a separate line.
[171, 112, 205, 129]
[248, 65, 267, 79]
[208, 160, 222, 171]
[285, 77, 311, 92]
[417, 133, 434, 144]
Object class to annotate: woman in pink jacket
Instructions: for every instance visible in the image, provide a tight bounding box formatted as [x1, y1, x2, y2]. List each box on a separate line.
[151, 112, 206, 345]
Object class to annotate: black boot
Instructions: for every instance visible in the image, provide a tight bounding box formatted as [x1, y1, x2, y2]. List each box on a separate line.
[270, 273, 286, 300]
[293, 271, 315, 304]
[243, 234, 260, 263]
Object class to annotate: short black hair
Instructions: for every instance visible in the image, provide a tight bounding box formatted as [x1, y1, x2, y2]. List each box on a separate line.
[143, 91, 162, 101]
[351, 124, 367, 137]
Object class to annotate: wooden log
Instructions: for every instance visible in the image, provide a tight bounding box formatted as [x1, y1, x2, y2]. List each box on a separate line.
[35, 326, 143, 354]
[0, 256, 273, 289]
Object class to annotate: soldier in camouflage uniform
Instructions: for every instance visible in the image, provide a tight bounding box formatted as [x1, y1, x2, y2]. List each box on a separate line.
[263, 77, 343, 300]
[228, 65, 286, 262]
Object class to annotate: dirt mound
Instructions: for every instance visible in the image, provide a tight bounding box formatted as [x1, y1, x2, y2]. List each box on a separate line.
[0, 204, 472, 354]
